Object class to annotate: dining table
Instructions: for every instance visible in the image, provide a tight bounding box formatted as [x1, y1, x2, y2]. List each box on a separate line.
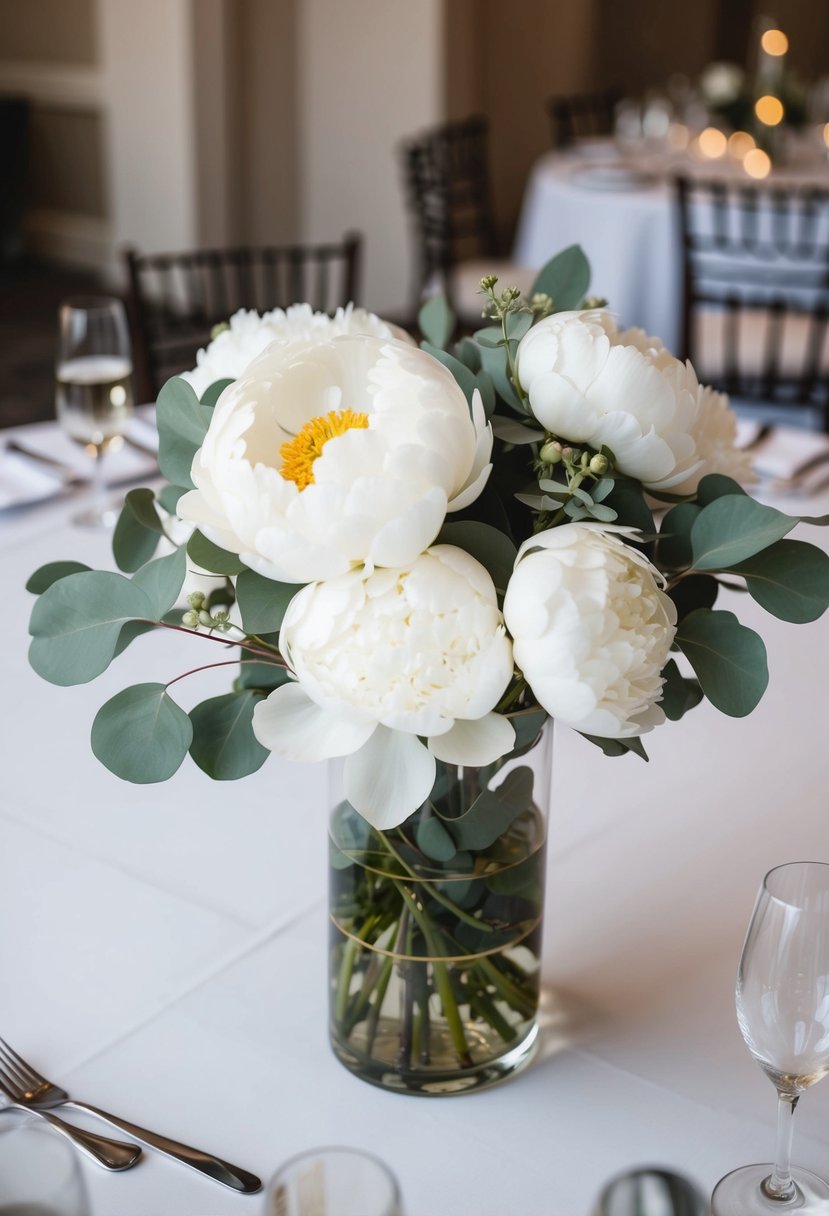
[513, 136, 829, 354]
[2, 414, 829, 1215]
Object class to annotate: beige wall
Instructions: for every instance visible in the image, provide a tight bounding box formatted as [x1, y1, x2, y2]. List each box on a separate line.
[27, 108, 106, 217]
[0, 0, 97, 63]
[297, 0, 445, 315]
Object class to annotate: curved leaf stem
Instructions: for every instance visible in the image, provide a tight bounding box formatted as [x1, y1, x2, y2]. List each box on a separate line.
[164, 657, 278, 691]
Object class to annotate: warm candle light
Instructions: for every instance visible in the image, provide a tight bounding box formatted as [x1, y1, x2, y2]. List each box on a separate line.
[728, 130, 756, 160]
[698, 126, 728, 158]
[760, 28, 789, 56]
[755, 94, 785, 126]
[744, 148, 772, 178]
[823, 122, 829, 148]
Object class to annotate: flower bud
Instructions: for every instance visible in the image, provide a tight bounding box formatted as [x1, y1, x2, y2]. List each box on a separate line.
[589, 453, 610, 476]
[198, 609, 214, 627]
[480, 274, 498, 292]
[187, 591, 205, 609]
[182, 610, 199, 628]
[539, 441, 563, 465]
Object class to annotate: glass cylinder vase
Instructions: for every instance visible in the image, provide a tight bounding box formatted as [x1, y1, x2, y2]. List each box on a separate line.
[328, 712, 551, 1095]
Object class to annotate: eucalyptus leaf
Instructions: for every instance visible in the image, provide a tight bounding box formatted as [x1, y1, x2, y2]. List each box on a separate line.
[507, 709, 548, 757]
[186, 529, 247, 576]
[603, 478, 655, 540]
[504, 311, 533, 340]
[112, 488, 164, 573]
[659, 658, 704, 721]
[188, 691, 269, 780]
[668, 573, 719, 622]
[91, 682, 192, 782]
[415, 808, 458, 862]
[659, 503, 701, 570]
[473, 369, 496, 416]
[421, 341, 478, 408]
[491, 416, 544, 444]
[696, 473, 748, 505]
[448, 767, 534, 851]
[29, 571, 154, 686]
[454, 337, 482, 372]
[731, 539, 829, 623]
[438, 521, 518, 594]
[158, 484, 184, 515]
[585, 502, 617, 522]
[690, 496, 794, 571]
[473, 332, 524, 411]
[418, 296, 455, 349]
[200, 378, 234, 407]
[132, 547, 187, 617]
[675, 608, 768, 716]
[236, 569, 303, 634]
[580, 733, 649, 759]
[235, 661, 291, 692]
[113, 620, 157, 658]
[26, 561, 91, 595]
[531, 245, 590, 311]
[155, 375, 214, 489]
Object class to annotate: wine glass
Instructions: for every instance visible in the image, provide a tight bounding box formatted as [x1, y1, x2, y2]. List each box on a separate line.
[266, 1147, 402, 1216]
[56, 295, 134, 527]
[0, 1113, 91, 1215]
[711, 861, 829, 1214]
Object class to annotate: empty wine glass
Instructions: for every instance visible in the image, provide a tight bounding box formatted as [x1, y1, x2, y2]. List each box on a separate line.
[711, 861, 829, 1214]
[0, 1113, 91, 1215]
[56, 295, 134, 527]
[266, 1147, 402, 1216]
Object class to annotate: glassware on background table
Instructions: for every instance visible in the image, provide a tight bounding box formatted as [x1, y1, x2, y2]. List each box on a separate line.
[266, 1147, 402, 1216]
[710, 861, 829, 1214]
[55, 295, 134, 527]
[0, 1113, 91, 1216]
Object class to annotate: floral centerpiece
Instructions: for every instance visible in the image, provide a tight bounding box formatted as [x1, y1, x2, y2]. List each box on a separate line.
[26, 247, 829, 1094]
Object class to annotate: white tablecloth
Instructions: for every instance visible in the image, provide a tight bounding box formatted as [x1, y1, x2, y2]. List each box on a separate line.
[2, 420, 829, 1216]
[514, 146, 829, 355]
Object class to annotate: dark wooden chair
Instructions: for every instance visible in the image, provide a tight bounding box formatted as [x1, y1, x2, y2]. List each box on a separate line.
[675, 176, 829, 432]
[124, 232, 362, 401]
[546, 89, 620, 149]
[400, 115, 533, 326]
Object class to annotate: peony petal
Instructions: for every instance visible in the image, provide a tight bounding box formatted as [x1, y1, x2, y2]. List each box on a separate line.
[428, 712, 516, 766]
[344, 727, 436, 829]
[252, 682, 375, 761]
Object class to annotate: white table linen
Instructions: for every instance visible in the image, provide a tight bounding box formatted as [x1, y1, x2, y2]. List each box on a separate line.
[2, 418, 829, 1215]
[514, 145, 829, 354]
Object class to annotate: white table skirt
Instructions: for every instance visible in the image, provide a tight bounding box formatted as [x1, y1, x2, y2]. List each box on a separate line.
[2, 419, 829, 1215]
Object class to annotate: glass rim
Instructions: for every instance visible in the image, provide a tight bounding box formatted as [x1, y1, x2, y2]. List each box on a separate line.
[267, 1144, 401, 1203]
[60, 295, 126, 314]
[762, 859, 829, 906]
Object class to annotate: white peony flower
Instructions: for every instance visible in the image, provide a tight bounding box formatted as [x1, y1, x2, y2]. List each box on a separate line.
[516, 309, 749, 493]
[177, 334, 493, 584]
[181, 303, 410, 399]
[251, 546, 516, 828]
[504, 523, 677, 739]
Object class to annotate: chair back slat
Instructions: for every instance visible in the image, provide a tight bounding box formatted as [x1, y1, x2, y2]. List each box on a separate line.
[401, 115, 498, 314]
[675, 175, 829, 431]
[546, 89, 620, 148]
[124, 233, 363, 400]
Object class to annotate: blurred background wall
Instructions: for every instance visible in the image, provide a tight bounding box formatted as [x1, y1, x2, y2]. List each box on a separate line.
[1, 0, 827, 317]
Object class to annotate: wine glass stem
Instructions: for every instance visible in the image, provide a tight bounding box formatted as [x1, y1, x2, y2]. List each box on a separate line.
[90, 442, 106, 514]
[764, 1093, 798, 1201]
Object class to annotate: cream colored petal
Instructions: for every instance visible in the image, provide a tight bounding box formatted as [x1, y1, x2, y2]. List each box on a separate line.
[344, 727, 436, 829]
[252, 682, 375, 761]
[428, 712, 516, 766]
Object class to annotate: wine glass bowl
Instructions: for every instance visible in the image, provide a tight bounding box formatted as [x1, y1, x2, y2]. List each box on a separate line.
[55, 296, 134, 527]
[711, 861, 829, 1214]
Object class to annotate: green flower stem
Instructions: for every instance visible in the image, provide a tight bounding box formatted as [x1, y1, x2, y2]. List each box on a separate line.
[466, 985, 518, 1044]
[375, 830, 495, 934]
[152, 620, 284, 664]
[365, 955, 394, 1054]
[395, 883, 472, 1066]
[415, 963, 432, 1065]
[334, 936, 358, 1024]
[397, 919, 416, 1069]
[476, 956, 537, 1019]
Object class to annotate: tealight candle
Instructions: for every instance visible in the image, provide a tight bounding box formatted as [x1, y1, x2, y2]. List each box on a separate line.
[744, 147, 772, 178]
[728, 130, 756, 160]
[698, 126, 728, 158]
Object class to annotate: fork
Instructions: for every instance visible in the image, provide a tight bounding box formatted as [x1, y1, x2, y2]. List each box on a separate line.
[0, 1037, 262, 1194]
[0, 1055, 141, 1171]
[4, 441, 87, 489]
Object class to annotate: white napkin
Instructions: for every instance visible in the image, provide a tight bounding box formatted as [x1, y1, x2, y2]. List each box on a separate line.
[0, 448, 66, 510]
[750, 427, 829, 482]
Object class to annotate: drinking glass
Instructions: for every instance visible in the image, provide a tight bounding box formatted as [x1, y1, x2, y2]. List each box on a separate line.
[266, 1147, 402, 1216]
[711, 861, 829, 1214]
[56, 295, 134, 527]
[0, 1113, 91, 1215]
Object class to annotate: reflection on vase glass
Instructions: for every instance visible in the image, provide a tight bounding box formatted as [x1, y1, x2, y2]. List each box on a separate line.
[328, 717, 550, 1094]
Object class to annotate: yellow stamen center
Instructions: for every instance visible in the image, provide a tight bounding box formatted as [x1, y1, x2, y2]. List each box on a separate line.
[279, 409, 369, 490]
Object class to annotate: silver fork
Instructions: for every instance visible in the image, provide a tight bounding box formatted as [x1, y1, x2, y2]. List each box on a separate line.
[0, 1051, 141, 1171]
[0, 1037, 262, 1194]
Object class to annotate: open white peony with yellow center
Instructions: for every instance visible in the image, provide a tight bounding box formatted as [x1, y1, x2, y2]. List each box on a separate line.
[252, 545, 516, 828]
[177, 335, 493, 584]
